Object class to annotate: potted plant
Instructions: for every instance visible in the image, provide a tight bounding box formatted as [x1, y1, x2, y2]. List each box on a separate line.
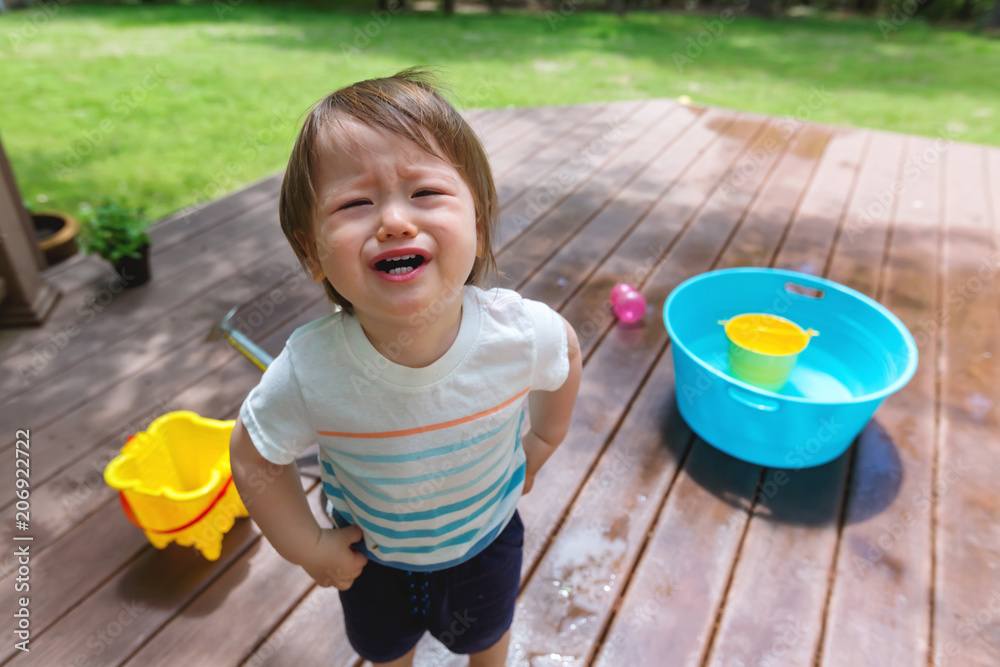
[77, 199, 152, 288]
[26, 199, 81, 266]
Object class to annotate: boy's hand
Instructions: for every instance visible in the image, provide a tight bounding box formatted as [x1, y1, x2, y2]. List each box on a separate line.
[300, 524, 369, 590]
[521, 430, 558, 495]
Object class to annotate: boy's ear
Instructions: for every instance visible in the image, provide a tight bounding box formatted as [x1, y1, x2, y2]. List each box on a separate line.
[293, 230, 326, 283]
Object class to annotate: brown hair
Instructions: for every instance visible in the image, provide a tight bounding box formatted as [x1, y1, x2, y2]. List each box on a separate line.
[279, 67, 499, 314]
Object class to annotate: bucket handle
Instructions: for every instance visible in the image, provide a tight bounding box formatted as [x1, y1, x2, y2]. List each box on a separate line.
[727, 387, 780, 412]
[784, 281, 825, 299]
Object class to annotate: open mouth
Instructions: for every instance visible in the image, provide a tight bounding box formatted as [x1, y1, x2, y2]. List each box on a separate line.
[374, 254, 427, 276]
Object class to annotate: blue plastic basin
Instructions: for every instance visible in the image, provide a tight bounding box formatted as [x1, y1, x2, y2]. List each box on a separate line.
[663, 268, 918, 468]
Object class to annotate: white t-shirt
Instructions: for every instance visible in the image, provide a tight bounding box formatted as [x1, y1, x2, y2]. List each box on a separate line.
[239, 286, 569, 571]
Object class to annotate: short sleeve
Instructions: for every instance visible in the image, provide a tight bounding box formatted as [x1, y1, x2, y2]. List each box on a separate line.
[522, 298, 570, 392]
[239, 344, 314, 465]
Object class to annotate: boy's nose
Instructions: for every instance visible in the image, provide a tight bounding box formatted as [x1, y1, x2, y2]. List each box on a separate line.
[376, 204, 419, 242]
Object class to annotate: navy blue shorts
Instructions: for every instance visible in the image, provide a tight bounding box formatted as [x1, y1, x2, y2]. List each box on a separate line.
[338, 511, 524, 662]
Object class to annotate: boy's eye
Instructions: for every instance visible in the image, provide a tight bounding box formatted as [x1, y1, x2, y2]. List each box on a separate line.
[339, 199, 371, 210]
[413, 189, 440, 198]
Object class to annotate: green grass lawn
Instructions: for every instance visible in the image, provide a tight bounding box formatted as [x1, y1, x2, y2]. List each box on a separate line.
[3, 4, 998, 222]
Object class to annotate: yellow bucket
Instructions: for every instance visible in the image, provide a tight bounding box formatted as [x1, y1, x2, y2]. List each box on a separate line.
[104, 411, 248, 561]
[719, 314, 819, 391]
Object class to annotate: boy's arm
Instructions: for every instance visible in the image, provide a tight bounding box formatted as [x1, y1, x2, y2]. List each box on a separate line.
[522, 316, 582, 494]
[230, 416, 367, 588]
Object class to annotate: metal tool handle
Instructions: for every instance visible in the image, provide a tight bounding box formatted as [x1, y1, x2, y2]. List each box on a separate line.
[224, 330, 274, 372]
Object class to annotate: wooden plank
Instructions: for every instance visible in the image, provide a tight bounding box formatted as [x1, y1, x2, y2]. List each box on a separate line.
[28, 174, 282, 313]
[497, 103, 688, 287]
[0, 252, 310, 443]
[0, 302, 328, 659]
[0, 203, 288, 400]
[0, 254, 320, 502]
[932, 140, 1000, 667]
[486, 103, 598, 171]
[242, 586, 358, 667]
[516, 107, 747, 307]
[0, 500, 150, 664]
[490, 104, 609, 179]
[5, 517, 261, 667]
[495, 100, 676, 253]
[501, 116, 799, 665]
[467, 106, 532, 141]
[148, 173, 283, 253]
[589, 123, 840, 666]
[0, 299, 330, 663]
[494, 101, 647, 213]
[38, 254, 120, 303]
[0, 278, 326, 567]
[116, 485, 327, 667]
[11, 481, 320, 667]
[818, 133, 943, 666]
[706, 129, 906, 667]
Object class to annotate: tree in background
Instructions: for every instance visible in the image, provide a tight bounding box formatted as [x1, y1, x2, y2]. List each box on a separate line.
[986, 0, 1000, 27]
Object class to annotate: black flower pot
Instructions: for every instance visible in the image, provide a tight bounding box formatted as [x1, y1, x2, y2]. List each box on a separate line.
[114, 244, 151, 288]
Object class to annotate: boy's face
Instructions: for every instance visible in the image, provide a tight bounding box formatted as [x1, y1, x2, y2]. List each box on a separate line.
[303, 117, 479, 325]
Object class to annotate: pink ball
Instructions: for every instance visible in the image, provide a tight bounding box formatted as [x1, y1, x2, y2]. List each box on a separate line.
[610, 283, 635, 308]
[614, 289, 646, 324]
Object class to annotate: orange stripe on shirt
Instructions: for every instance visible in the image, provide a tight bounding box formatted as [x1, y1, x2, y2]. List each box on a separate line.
[316, 387, 531, 439]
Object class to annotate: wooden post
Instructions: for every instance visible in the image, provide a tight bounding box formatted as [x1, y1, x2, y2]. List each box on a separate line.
[0, 135, 60, 326]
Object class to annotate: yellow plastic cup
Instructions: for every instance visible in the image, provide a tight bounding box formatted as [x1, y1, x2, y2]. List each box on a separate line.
[104, 411, 248, 560]
[719, 314, 819, 391]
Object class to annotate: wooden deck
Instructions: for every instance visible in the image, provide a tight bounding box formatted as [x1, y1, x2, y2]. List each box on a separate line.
[1, 99, 998, 667]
